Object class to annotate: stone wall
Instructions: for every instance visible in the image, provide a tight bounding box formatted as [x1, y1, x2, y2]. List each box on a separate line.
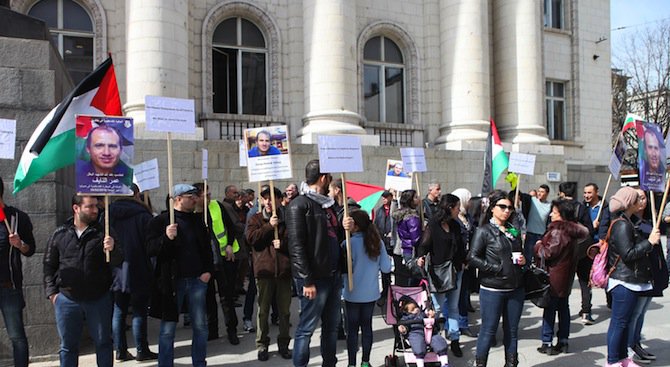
[0, 34, 73, 362]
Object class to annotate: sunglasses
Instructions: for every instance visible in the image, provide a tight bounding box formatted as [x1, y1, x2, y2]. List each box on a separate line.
[495, 204, 514, 211]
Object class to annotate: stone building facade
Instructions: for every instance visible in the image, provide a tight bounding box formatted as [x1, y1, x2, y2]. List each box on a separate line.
[1, 0, 612, 360]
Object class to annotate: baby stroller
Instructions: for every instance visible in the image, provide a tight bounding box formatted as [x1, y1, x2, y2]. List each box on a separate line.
[382, 280, 444, 367]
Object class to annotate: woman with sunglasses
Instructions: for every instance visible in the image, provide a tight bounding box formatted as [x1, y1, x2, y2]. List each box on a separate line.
[468, 190, 525, 367]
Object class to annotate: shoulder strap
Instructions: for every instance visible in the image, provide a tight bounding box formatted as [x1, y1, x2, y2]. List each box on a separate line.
[605, 217, 625, 242]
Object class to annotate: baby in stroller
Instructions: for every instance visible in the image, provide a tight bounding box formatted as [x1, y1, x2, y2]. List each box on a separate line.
[397, 295, 449, 367]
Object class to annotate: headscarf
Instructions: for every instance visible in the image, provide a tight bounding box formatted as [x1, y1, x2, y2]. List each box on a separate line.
[609, 186, 639, 213]
[451, 188, 472, 215]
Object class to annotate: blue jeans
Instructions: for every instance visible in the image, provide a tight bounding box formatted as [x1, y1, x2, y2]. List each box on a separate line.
[158, 277, 208, 367]
[344, 301, 375, 366]
[541, 295, 570, 344]
[54, 292, 113, 367]
[0, 288, 28, 367]
[607, 285, 639, 364]
[293, 275, 342, 367]
[627, 295, 652, 347]
[433, 270, 462, 340]
[524, 232, 543, 263]
[112, 291, 150, 354]
[475, 287, 524, 358]
[243, 261, 257, 321]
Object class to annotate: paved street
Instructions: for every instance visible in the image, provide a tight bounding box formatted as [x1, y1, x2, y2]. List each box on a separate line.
[28, 279, 670, 367]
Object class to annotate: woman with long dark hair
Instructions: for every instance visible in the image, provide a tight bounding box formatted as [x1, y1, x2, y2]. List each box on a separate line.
[604, 187, 660, 367]
[342, 210, 392, 367]
[468, 190, 525, 367]
[416, 193, 467, 357]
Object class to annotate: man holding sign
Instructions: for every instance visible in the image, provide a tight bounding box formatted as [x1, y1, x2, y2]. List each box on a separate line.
[286, 160, 353, 367]
[43, 195, 122, 367]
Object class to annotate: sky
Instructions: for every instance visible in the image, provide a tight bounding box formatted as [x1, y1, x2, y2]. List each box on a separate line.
[610, 0, 670, 60]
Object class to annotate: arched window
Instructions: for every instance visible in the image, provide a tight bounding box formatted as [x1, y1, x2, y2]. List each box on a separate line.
[28, 0, 94, 84]
[212, 17, 267, 115]
[363, 36, 404, 123]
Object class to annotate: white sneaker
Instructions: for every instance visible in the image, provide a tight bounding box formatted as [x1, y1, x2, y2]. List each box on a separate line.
[243, 319, 256, 332]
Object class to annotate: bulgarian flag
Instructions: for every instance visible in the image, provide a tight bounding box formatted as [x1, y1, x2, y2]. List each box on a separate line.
[13, 57, 122, 193]
[481, 119, 509, 195]
[345, 180, 385, 216]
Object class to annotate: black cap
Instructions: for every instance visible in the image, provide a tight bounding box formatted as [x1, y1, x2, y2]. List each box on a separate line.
[381, 190, 392, 198]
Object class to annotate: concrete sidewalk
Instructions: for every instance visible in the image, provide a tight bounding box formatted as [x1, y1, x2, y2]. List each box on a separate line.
[28, 282, 670, 367]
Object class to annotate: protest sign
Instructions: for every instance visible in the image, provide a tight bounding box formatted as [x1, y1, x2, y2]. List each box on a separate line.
[75, 115, 134, 195]
[508, 152, 536, 176]
[400, 147, 427, 173]
[202, 149, 208, 180]
[133, 158, 160, 192]
[145, 95, 196, 134]
[638, 122, 666, 192]
[317, 135, 363, 173]
[244, 125, 292, 182]
[0, 119, 16, 159]
[384, 159, 413, 192]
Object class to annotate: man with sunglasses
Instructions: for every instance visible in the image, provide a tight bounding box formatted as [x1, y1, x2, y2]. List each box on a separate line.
[146, 184, 214, 367]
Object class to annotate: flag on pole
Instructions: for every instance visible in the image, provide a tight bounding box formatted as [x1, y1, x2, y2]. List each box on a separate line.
[481, 119, 509, 195]
[13, 57, 122, 193]
[345, 180, 385, 215]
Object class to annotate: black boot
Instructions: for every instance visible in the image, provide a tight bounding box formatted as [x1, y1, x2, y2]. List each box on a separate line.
[504, 353, 518, 367]
[474, 356, 488, 367]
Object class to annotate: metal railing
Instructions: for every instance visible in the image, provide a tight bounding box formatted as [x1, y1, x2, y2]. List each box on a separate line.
[202, 114, 283, 141]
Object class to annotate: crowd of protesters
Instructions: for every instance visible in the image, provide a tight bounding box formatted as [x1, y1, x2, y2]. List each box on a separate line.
[1, 163, 669, 367]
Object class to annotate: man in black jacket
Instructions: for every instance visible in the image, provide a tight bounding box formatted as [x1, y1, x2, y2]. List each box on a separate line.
[44, 195, 123, 367]
[286, 159, 353, 367]
[0, 177, 35, 367]
[146, 184, 214, 367]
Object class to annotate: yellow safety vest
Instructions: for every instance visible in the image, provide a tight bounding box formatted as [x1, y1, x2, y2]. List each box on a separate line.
[208, 200, 239, 254]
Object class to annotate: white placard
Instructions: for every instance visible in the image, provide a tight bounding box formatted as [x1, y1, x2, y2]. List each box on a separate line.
[508, 152, 536, 176]
[145, 95, 196, 134]
[400, 147, 427, 173]
[384, 159, 413, 191]
[133, 158, 160, 191]
[0, 119, 16, 159]
[239, 139, 248, 167]
[317, 135, 363, 173]
[244, 126, 292, 182]
[202, 149, 208, 180]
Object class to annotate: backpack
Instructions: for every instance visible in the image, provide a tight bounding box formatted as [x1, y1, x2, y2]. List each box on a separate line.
[587, 218, 622, 288]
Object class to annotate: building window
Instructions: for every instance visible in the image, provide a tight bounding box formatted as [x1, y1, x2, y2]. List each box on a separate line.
[28, 0, 94, 85]
[546, 81, 567, 140]
[543, 0, 564, 29]
[212, 17, 267, 115]
[363, 36, 405, 123]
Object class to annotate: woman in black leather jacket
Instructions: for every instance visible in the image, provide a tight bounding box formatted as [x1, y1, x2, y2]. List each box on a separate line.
[604, 187, 660, 367]
[467, 190, 526, 367]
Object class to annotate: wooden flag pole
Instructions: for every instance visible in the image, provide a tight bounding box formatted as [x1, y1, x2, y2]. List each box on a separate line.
[104, 195, 110, 263]
[514, 175, 521, 210]
[595, 174, 612, 223]
[341, 173, 353, 291]
[650, 191, 657, 226]
[143, 190, 150, 208]
[203, 180, 208, 227]
[258, 181, 262, 212]
[415, 172, 424, 225]
[2, 219, 10, 233]
[269, 180, 279, 240]
[654, 176, 670, 230]
[167, 132, 175, 224]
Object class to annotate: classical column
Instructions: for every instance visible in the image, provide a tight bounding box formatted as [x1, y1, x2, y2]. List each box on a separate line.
[436, 0, 491, 145]
[298, 0, 368, 143]
[493, 0, 549, 144]
[124, 0, 189, 128]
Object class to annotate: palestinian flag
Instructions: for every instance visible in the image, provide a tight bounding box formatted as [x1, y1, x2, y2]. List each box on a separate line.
[345, 181, 385, 216]
[481, 119, 509, 195]
[13, 57, 122, 193]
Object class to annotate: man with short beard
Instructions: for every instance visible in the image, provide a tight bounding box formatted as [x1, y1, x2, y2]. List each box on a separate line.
[286, 159, 353, 367]
[44, 195, 123, 367]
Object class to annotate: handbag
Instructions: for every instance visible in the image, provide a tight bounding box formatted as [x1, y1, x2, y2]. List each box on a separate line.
[426, 253, 457, 293]
[524, 249, 550, 308]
